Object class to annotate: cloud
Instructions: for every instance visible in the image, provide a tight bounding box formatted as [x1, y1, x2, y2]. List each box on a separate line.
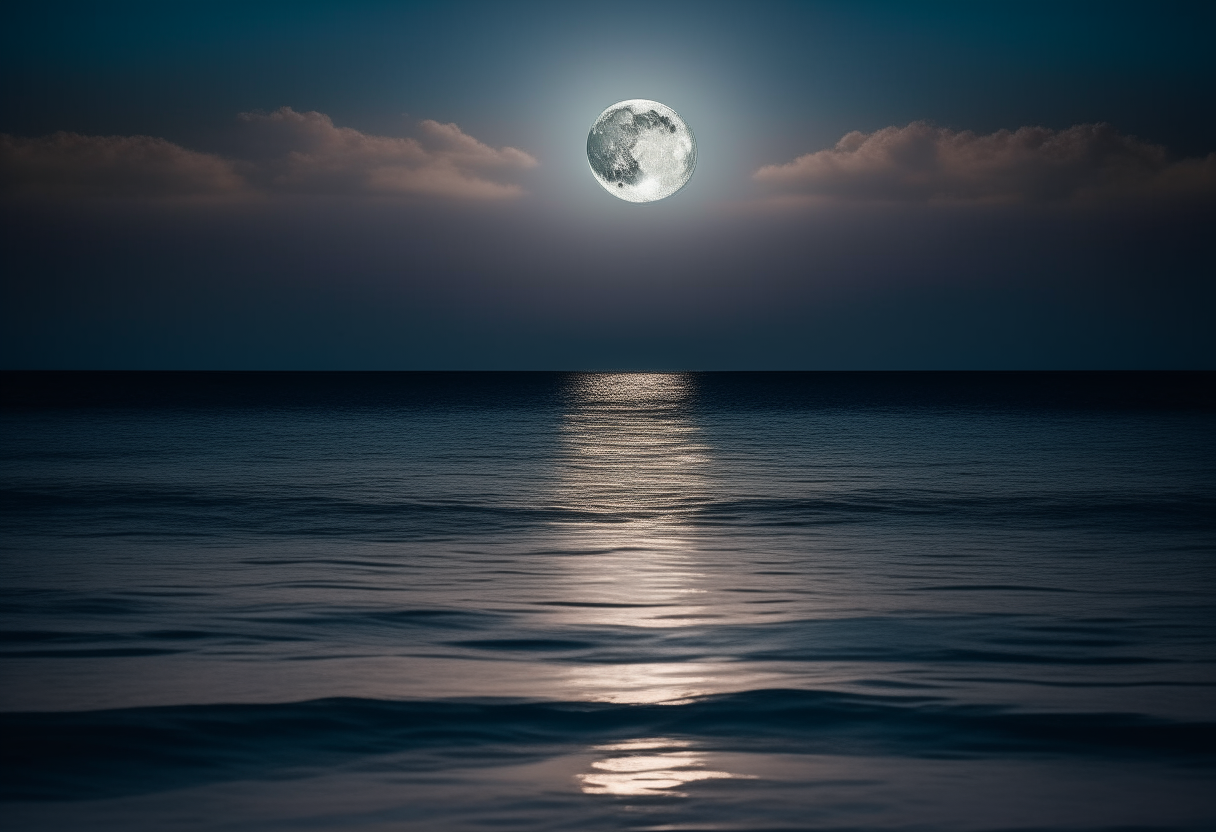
[236, 107, 537, 199]
[0, 108, 538, 201]
[0, 132, 245, 198]
[754, 122, 1216, 205]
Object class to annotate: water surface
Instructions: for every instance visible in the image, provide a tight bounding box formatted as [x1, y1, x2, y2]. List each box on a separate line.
[2, 372, 1213, 830]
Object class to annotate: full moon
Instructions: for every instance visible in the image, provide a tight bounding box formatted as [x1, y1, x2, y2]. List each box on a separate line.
[586, 99, 696, 203]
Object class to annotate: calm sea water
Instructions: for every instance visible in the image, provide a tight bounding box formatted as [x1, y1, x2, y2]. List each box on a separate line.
[2, 372, 1214, 831]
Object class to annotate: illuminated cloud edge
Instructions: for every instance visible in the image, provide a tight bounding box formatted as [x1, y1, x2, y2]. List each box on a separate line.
[0, 108, 538, 201]
[755, 122, 1216, 205]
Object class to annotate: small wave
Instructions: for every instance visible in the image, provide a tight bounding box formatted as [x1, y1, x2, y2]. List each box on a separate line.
[3, 689, 1212, 802]
[915, 584, 1081, 593]
[694, 493, 1216, 532]
[4, 485, 1213, 540]
[0, 487, 612, 540]
[0, 613, 1177, 668]
[447, 638, 598, 651]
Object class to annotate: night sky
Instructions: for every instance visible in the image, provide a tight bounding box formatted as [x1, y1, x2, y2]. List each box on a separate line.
[2, 1, 1213, 369]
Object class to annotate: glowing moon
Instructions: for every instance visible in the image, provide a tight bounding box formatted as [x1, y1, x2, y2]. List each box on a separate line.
[586, 99, 696, 203]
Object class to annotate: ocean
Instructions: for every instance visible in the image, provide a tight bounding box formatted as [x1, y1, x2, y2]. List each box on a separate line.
[1, 371, 1213, 831]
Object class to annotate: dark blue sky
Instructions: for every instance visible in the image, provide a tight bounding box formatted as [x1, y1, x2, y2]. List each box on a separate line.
[2, 1, 1213, 368]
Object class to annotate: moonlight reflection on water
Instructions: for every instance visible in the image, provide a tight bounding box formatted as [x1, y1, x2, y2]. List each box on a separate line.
[555, 375, 749, 796]
[553, 373, 716, 702]
[578, 739, 742, 797]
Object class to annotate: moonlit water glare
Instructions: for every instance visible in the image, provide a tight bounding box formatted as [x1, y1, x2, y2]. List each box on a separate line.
[2, 371, 1213, 830]
[554, 375, 752, 794]
[555, 374, 716, 705]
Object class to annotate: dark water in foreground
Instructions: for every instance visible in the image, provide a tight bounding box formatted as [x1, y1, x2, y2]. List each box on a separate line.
[1, 372, 1214, 831]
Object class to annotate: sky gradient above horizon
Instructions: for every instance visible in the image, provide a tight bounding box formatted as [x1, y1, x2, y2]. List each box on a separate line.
[2, 1, 1213, 369]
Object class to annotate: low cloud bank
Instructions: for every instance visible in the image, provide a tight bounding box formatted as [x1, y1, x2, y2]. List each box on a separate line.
[0, 108, 538, 200]
[0, 133, 245, 198]
[754, 122, 1216, 205]
[237, 108, 537, 199]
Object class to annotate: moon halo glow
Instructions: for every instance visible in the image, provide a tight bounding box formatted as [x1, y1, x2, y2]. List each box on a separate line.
[586, 100, 696, 203]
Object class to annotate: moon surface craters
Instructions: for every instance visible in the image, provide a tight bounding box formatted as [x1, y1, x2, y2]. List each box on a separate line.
[586, 100, 696, 203]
